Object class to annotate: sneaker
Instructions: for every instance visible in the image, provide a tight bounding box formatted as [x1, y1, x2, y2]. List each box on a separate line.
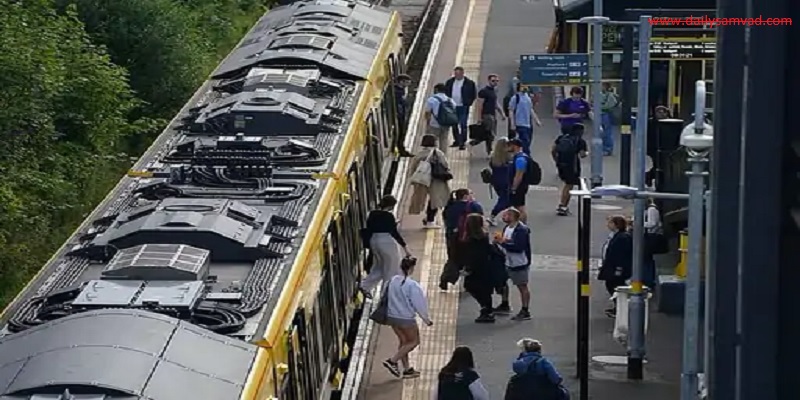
[556, 206, 571, 216]
[459, 145, 466, 150]
[422, 220, 439, 229]
[382, 359, 401, 377]
[511, 309, 532, 321]
[605, 308, 616, 318]
[475, 313, 496, 323]
[439, 282, 449, 291]
[450, 142, 460, 148]
[493, 303, 512, 315]
[402, 368, 421, 379]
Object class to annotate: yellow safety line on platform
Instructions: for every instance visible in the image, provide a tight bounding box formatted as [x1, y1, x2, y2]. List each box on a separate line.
[402, 0, 490, 397]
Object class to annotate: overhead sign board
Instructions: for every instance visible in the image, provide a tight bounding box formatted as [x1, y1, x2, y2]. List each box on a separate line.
[519, 54, 589, 86]
[650, 40, 716, 59]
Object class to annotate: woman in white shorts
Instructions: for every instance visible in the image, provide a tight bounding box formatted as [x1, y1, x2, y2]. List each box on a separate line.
[382, 258, 433, 379]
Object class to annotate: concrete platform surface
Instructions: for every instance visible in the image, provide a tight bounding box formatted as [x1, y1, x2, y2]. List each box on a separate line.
[359, 0, 683, 398]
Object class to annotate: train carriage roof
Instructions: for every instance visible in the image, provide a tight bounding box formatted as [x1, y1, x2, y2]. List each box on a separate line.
[214, 0, 393, 80]
[0, 310, 256, 400]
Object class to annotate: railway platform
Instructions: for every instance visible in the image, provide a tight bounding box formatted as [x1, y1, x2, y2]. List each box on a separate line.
[357, 0, 684, 399]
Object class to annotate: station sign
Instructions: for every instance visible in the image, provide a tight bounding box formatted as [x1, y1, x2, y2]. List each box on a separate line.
[650, 40, 716, 59]
[519, 54, 589, 85]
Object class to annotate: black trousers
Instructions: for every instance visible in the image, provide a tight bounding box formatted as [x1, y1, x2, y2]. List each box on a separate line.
[604, 277, 627, 296]
[440, 233, 462, 285]
[465, 277, 493, 312]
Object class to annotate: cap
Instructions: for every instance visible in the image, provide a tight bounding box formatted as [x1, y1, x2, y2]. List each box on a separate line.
[508, 138, 523, 147]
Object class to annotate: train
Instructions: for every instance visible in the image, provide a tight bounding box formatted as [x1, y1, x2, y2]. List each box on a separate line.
[0, 1, 407, 399]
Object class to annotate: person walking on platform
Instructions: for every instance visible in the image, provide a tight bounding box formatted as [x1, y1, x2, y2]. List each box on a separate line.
[445, 66, 477, 150]
[408, 134, 452, 228]
[359, 195, 411, 298]
[487, 137, 513, 223]
[461, 214, 506, 323]
[383, 257, 432, 379]
[473, 73, 507, 155]
[440, 188, 484, 290]
[503, 70, 521, 139]
[494, 208, 532, 321]
[553, 86, 591, 135]
[599, 82, 620, 156]
[508, 138, 537, 223]
[435, 346, 490, 400]
[394, 74, 414, 157]
[425, 83, 459, 152]
[599, 215, 633, 318]
[642, 199, 665, 289]
[504, 338, 568, 400]
[551, 123, 588, 216]
[508, 87, 542, 155]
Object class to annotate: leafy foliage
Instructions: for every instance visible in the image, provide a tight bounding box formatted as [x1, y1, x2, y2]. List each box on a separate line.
[0, 0, 268, 307]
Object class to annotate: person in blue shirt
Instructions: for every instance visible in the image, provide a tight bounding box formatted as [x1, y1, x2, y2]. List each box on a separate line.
[507, 138, 531, 222]
[508, 87, 542, 155]
[439, 188, 484, 290]
[553, 86, 592, 135]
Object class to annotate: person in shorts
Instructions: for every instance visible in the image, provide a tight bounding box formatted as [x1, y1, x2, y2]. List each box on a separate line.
[551, 123, 588, 216]
[507, 138, 532, 222]
[494, 208, 531, 321]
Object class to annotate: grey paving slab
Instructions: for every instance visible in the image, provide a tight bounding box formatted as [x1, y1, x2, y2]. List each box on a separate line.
[455, 0, 683, 399]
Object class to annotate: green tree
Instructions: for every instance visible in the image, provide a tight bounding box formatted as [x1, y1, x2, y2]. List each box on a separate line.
[0, 0, 139, 304]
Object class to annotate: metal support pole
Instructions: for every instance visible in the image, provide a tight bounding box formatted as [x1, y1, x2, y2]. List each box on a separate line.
[626, 15, 650, 380]
[589, 0, 604, 187]
[681, 81, 708, 399]
[577, 194, 591, 400]
[705, 0, 744, 395]
[619, 25, 634, 186]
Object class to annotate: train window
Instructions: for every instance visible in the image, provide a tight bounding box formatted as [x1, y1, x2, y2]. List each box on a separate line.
[367, 113, 384, 173]
[348, 165, 366, 237]
[281, 331, 300, 400]
[308, 300, 325, 389]
[374, 107, 389, 151]
[328, 222, 349, 356]
[382, 86, 398, 144]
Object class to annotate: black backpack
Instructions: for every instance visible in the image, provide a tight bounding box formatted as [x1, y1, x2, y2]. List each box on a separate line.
[554, 134, 579, 166]
[437, 370, 478, 400]
[435, 97, 459, 126]
[515, 153, 542, 186]
[504, 359, 566, 400]
[480, 167, 492, 184]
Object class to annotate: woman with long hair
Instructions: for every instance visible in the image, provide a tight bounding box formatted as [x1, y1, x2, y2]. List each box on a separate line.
[435, 346, 489, 399]
[460, 213, 503, 323]
[383, 258, 432, 379]
[439, 188, 484, 290]
[359, 195, 411, 298]
[488, 137, 513, 222]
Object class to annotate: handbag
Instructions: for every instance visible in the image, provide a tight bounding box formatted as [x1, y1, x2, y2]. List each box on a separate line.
[430, 150, 454, 181]
[409, 150, 434, 186]
[369, 286, 389, 325]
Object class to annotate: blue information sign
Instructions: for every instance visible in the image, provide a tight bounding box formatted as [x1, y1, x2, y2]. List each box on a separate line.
[519, 54, 589, 86]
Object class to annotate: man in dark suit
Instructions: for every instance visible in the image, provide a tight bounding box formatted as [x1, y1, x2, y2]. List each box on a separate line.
[444, 66, 477, 150]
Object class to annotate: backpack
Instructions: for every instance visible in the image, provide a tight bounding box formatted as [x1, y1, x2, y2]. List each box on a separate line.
[515, 153, 542, 186]
[434, 97, 459, 127]
[504, 359, 567, 400]
[480, 167, 492, 184]
[554, 134, 579, 167]
[437, 370, 477, 400]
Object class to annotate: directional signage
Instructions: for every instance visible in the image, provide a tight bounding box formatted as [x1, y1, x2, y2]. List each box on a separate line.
[519, 54, 589, 86]
[650, 40, 716, 59]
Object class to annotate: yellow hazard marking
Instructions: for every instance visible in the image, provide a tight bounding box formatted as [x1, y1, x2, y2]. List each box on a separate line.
[621, 125, 632, 134]
[580, 284, 591, 297]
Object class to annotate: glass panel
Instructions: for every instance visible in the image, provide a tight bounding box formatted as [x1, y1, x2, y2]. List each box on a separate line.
[704, 60, 715, 81]
[601, 52, 639, 80]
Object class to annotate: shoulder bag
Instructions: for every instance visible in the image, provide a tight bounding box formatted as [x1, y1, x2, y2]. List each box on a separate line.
[430, 150, 454, 181]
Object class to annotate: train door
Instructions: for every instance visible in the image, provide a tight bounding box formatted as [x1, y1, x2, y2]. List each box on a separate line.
[672, 60, 702, 120]
[650, 61, 670, 114]
[364, 113, 382, 203]
[279, 329, 301, 400]
[321, 232, 342, 376]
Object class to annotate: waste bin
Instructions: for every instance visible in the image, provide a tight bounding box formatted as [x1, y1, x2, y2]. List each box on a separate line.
[611, 286, 652, 346]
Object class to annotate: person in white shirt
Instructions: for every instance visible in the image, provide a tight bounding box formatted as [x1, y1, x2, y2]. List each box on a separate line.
[644, 198, 663, 234]
[444, 66, 477, 149]
[382, 258, 433, 379]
